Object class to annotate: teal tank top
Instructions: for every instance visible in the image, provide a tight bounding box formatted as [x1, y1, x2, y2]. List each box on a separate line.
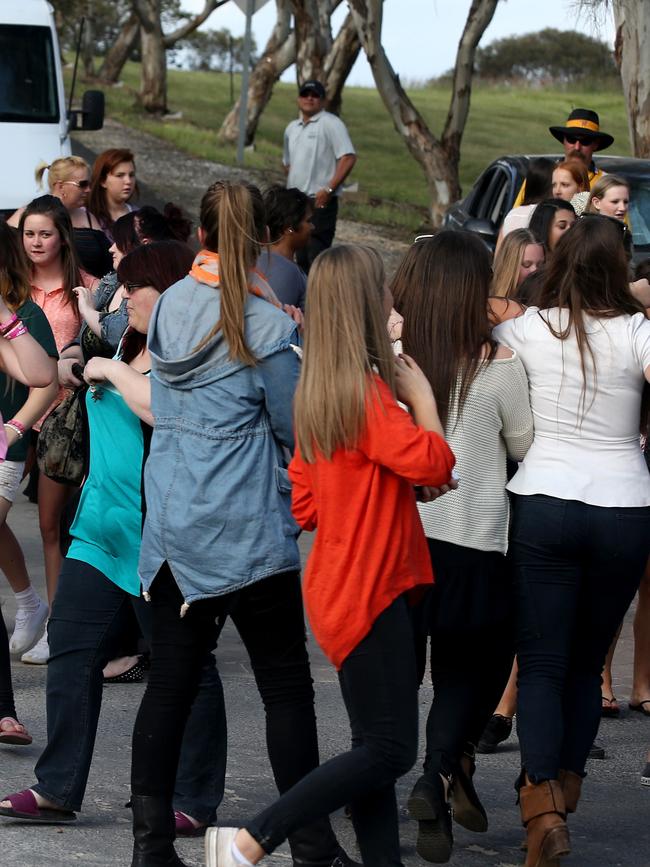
[67, 382, 146, 596]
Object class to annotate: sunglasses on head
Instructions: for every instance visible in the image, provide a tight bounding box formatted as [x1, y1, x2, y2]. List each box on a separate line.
[63, 179, 90, 189]
[564, 134, 594, 146]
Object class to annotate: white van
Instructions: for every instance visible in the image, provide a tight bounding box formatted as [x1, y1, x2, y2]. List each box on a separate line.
[0, 0, 103, 215]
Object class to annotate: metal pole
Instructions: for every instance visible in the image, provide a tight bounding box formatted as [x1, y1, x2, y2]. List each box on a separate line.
[229, 35, 234, 106]
[236, 0, 254, 165]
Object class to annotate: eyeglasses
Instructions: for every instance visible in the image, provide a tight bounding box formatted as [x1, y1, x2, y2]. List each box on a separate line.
[564, 134, 594, 146]
[62, 179, 90, 189]
[124, 281, 146, 293]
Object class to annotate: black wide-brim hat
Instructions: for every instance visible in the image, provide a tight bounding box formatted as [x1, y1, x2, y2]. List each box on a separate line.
[549, 108, 614, 151]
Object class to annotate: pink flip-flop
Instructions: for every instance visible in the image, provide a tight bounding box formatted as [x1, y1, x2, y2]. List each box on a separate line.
[0, 717, 33, 746]
[0, 789, 76, 823]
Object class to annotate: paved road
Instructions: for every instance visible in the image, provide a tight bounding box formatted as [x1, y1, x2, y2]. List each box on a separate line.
[1, 494, 649, 867]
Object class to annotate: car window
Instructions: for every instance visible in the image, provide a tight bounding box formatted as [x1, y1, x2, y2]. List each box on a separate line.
[477, 167, 511, 224]
[466, 167, 499, 218]
[629, 179, 650, 248]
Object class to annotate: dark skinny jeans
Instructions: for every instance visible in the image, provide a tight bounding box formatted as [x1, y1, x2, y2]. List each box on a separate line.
[246, 594, 419, 867]
[420, 539, 515, 780]
[510, 494, 650, 782]
[32, 557, 225, 819]
[131, 563, 342, 864]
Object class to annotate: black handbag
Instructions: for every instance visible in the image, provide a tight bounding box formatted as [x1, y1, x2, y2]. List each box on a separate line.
[36, 387, 89, 486]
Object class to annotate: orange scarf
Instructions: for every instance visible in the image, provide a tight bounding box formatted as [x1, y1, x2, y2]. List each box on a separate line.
[190, 250, 281, 307]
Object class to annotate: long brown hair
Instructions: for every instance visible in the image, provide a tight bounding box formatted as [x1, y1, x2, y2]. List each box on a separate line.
[195, 180, 266, 364]
[0, 221, 32, 311]
[392, 231, 495, 431]
[294, 245, 395, 462]
[19, 195, 81, 314]
[88, 148, 138, 231]
[536, 214, 645, 403]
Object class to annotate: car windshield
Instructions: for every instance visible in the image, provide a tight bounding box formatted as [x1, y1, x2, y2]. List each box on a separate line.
[629, 179, 650, 248]
[0, 25, 59, 123]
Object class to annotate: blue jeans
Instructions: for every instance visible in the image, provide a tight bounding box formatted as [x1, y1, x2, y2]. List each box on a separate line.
[246, 595, 419, 867]
[510, 494, 650, 782]
[33, 558, 225, 818]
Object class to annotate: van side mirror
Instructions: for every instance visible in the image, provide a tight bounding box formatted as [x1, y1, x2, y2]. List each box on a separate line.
[68, 90, 104, 132]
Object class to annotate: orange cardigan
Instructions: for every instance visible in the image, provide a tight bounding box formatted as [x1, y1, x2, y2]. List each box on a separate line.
[289, 376, 456, 669]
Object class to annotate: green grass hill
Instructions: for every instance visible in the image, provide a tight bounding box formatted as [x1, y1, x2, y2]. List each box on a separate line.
[77, 62, 630, 232]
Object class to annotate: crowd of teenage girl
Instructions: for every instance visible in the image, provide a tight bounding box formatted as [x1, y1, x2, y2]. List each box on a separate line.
[0, 147, 649, 867]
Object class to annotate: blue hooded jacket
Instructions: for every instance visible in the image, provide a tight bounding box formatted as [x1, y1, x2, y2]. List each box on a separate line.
[138, 273, 301, 607]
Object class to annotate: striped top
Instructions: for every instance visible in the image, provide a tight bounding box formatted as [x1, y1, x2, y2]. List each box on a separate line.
[418, 353, 533, 553]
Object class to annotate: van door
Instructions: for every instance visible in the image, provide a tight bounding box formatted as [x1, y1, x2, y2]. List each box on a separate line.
[0, 21, 69, 212]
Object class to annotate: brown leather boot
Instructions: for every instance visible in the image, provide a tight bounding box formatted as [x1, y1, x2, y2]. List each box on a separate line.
[558, 769, 583, 814]
[520, 778, 571, 867]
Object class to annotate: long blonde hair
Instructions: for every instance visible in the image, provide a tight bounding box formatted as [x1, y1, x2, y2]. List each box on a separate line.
[586, 174, 630, 213]
[294, 245, 395, 462]
[35, 155, 89, 190]
[196, 180, 266, 363]
[491, 229, 541, 298]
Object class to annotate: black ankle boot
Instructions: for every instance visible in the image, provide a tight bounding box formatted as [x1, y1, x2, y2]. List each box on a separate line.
[408, 774, 453, 863]
[130, 795, 189, 867]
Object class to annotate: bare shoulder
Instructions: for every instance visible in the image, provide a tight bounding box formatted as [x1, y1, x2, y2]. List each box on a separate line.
[495, 344, 514, 360]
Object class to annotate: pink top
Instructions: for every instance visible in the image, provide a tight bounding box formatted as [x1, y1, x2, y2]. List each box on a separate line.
[31, 269, 93, 430]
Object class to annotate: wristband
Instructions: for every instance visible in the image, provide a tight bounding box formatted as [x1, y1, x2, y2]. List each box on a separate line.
[4, 419, 25, 439]
[0, 313, 19, 335]
[3, 322, 27, 341]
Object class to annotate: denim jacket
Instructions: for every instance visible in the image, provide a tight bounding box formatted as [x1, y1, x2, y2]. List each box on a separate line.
[138, 274, 302, 607]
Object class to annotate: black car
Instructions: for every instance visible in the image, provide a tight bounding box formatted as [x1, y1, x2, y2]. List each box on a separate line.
[444, 154, 650, 262]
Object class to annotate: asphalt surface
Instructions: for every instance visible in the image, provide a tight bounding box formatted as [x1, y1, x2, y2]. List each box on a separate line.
[1, 494, 649, 867]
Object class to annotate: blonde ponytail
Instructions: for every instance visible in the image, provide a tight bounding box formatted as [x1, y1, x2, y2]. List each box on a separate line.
[34, 155, 89, 192]
[34, 161, 50, 188]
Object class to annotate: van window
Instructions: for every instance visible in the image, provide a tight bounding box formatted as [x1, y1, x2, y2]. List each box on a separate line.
[0, 25, 59, 123]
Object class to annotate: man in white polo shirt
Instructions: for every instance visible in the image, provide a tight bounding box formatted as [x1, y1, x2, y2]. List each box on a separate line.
[283, 80, 357, 271]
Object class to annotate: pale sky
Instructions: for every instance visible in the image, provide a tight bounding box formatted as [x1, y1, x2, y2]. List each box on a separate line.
[181, 0, 615, 87]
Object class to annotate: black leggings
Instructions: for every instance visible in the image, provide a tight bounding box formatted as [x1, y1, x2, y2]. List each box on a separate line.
[131, 563, 341, 863]
[246, 595, 419, 867]
[421, 539, 515, 778]
[0, 611, 16, 720]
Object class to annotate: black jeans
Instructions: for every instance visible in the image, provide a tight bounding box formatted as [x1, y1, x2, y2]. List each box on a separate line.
[420, 539, 515, 779]
[511, 494, 650, 782]
[0, 611, 16, 720]
[296, 197, 338, 273]
[33, 558, 225, 819]
[246, 594, 419, 867]
[131, 563, 342, 863]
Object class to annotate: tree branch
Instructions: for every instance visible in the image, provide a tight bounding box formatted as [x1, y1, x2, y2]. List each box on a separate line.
[163, 0, 231, 48]
[441, 0, 498, 160]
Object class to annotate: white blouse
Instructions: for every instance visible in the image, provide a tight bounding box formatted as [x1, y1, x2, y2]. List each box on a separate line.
[494, 308, 650, 507]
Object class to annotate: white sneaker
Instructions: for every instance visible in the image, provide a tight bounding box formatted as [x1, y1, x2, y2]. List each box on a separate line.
[9, 598, 48, 655]
[205, 827, 239, 867]
[20, 628, 50, 664]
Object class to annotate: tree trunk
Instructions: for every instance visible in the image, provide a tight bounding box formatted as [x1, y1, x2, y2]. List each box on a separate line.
[291, 0, 333, 83]
[613, 0, 650, 157]
[349, 0, 498, 226]
[82, 2, 95, 78]
[218, 0, 294, 145]
[133, 0, 168, 114]
[323, 12, 361, 115]
[97, 14, 139, 84]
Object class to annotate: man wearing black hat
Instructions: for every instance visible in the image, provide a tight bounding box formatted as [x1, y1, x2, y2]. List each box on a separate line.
[283, 80, 357, 271]
[513, 108, 614, 206]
